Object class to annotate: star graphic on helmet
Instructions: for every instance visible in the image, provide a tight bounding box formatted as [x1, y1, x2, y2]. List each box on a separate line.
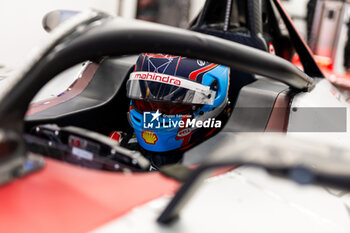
[151, 110, 162, 122]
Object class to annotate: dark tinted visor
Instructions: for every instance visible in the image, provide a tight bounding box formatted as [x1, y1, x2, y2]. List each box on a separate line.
[134, 100, 194, 114]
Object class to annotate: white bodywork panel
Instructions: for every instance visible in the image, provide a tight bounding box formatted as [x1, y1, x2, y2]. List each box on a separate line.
[91, 167, 350, 233]
[31, 62, 86, 103]
[288, 79, 350, 148]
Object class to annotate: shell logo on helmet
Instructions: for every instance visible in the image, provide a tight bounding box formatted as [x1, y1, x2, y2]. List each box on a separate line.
[141, 130, 159, 145]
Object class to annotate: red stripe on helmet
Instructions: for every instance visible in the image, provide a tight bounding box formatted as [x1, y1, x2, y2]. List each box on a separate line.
[175, 57, 182, 76]
[189, 64, 218, 80]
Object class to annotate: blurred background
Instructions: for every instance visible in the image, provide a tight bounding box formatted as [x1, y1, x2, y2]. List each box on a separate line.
[0, 0, 349, 72]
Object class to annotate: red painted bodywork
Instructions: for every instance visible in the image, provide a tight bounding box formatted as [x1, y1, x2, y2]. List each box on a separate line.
[265, 91, 291, 132]
[0, 158, 180, 233]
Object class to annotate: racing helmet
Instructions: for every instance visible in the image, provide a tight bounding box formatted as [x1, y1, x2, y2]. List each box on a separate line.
[126, 53, 230, 152]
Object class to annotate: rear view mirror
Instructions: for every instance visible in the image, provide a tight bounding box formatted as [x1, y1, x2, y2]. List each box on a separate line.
[42, 10, 79, 32]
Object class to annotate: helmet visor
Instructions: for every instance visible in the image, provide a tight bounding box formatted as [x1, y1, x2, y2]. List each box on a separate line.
[134, 100, 194, 114]
[126, 72, 216, 105]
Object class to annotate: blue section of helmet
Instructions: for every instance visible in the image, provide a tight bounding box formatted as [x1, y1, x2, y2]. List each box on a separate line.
[129, 109, 184, 152]
[202, 65, 230, 108]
